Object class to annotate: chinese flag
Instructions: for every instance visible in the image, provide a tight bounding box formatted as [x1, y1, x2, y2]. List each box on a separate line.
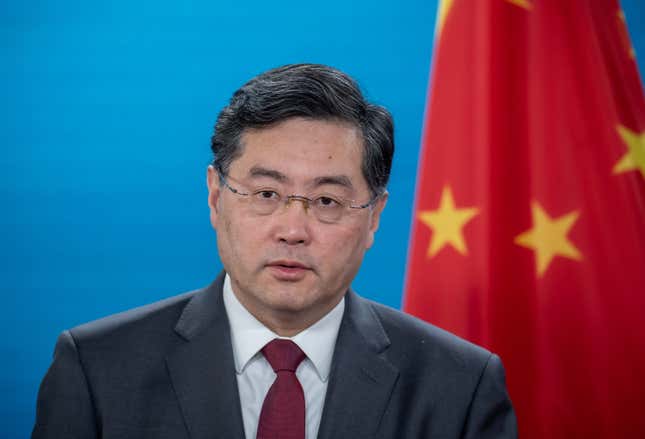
[403, 0, 645, 437]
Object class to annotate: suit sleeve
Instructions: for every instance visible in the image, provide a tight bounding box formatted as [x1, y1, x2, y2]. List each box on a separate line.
[31, 330, 98, 439]
[462, 354, 518, 439]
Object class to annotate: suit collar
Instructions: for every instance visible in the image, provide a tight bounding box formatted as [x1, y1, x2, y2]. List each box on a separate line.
[166, 272, 246, 439]
[173, 272, 226, 341]
[317, 290, 399, 439]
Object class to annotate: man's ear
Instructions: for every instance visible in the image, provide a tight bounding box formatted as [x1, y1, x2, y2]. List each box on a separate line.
[207, 165, 221, 228]
[365, 190, 388, 250]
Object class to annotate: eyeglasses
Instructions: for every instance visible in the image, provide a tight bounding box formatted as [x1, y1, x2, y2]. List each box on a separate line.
[218, 172, 380, 224]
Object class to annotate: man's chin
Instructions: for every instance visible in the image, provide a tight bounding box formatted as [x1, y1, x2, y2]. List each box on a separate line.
[259, 284, 321, 314]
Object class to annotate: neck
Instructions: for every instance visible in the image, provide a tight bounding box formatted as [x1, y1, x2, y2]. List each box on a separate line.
[246, 298, 341, 338]
[229, 284, 343, 338]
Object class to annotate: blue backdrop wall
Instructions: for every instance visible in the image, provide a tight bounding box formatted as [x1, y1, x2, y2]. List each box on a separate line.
[3, 1, 644, 436]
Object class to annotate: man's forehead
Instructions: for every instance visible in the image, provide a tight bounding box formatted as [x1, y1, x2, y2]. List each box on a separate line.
[234, 120, 362, 160]
[238, 117, 363, 153]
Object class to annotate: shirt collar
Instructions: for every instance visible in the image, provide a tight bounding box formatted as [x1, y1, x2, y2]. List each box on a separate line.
[223, 273, 345, 382]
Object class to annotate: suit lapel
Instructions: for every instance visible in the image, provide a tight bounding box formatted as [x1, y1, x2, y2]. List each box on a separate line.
[317, 291, 399, 439]
[165, 273, 245, 439]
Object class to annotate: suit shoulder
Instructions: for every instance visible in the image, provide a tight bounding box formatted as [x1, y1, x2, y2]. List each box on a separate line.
[363, 298, 493, 368]
[69, 288, 200, 344]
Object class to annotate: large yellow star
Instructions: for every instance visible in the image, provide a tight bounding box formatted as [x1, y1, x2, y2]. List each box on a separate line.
[613, 125, 645, 179]
[514, 202, 582, 277]
[418, 186, 479, 258]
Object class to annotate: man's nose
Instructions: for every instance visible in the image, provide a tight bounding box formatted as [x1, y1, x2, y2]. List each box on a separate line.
[275, 198, 312, 245]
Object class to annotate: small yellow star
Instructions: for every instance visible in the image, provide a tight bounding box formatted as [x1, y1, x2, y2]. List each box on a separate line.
[613, 125, 645, 179]
[436, 0, 454, 37]
[506, 0, 532, 10]
[418, 186, 479, 258]
[617, 10, 637, 59]
[514, 202, 582, 277]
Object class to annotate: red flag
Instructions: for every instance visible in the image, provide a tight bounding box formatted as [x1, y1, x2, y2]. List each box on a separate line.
[404, 1, 645, 437]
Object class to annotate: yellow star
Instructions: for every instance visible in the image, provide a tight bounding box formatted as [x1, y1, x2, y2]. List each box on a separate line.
[506, 0, 532, 10]
[514, 202, 582, 277]
[617, 10, 636, 59]
[418, 186, 479, 258]
[613, 125, 645, 179]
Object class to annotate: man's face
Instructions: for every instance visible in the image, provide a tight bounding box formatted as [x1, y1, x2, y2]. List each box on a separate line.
[207, 117, 387, 334]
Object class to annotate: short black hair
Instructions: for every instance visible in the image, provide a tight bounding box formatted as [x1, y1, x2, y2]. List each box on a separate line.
[210, 63, 394, 196]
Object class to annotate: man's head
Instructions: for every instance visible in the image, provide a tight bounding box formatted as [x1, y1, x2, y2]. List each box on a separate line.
[207, 64, 394, 335]
[210, 64, 394, 197]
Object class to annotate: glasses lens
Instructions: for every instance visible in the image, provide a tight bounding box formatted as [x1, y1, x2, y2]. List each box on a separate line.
[250, 190, 281, 215]
[311, 196, 345, 223]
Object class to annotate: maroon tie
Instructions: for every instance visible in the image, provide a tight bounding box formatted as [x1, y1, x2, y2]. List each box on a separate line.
[256, 339, 306, 439]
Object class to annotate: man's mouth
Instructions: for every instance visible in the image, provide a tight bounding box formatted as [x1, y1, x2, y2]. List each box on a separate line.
[266, 260, 312, 280]
[268, 260, 310, 269]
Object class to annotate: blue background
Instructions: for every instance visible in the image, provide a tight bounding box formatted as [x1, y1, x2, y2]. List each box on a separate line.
[2, 0, 644, 436]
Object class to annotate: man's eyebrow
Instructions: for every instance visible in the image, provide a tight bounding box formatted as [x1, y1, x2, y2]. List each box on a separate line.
[247, 167, 354, 190]
[247, 166, 288, 182]
[312, 175, 354, 190]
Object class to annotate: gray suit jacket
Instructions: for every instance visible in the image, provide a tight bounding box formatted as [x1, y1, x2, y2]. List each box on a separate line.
[32, 272, 517, 438]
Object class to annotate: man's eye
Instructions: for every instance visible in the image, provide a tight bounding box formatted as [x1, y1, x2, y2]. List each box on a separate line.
[314, 196, 342, 208]
[255, 190, 280, 200]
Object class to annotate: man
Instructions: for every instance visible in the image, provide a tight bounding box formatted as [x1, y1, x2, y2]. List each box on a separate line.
[32, 64, 517, 438]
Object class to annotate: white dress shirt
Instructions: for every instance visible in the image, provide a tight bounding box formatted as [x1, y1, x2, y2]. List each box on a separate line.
[222, 274, 345, 439]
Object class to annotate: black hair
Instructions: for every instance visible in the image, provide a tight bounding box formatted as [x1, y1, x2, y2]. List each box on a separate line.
[211, 64, 394, 196]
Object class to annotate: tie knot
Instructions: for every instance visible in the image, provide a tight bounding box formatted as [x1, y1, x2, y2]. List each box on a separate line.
[261, 339, 306, 373]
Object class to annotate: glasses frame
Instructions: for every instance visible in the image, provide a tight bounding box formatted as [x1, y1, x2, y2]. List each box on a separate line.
[217, 170, 380, 222]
